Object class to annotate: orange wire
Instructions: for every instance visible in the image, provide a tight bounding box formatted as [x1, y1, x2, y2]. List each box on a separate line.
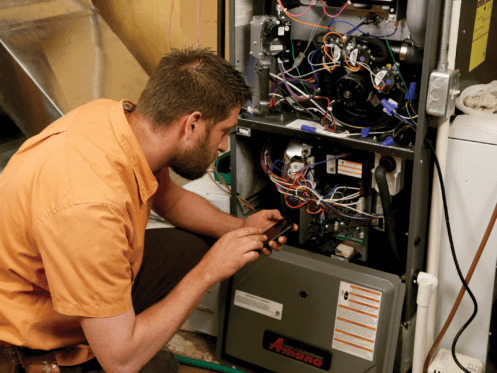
[322, 31, 361, 72]
[284, 174, 308, 209]
[322, 32, 348, 71]
[277, 0, 336, 31]
[306, 204, 323, 214]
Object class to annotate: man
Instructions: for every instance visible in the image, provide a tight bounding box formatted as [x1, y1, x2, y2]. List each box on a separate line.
[0, 47, 296, 373]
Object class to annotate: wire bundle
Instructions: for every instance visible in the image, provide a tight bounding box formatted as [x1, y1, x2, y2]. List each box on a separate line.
[260, 144, 381, 220]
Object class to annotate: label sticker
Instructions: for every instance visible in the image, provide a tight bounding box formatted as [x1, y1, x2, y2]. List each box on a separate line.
[234, 290, 283, 320]
[270, 44, 284, 51]
[469, 0, 493, 71]
[278, 26, 285, 36]
[338, 160, 362, 178]
[263, 331, 332, 370]
[350, 49, 358, 66]
[375, 70, 388, 87]
[332, 282, 382, 361]
[326, 155, 337, 174]
[290, 162, 305, 174]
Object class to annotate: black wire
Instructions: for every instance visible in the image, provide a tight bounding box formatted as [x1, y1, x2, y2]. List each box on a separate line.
[426, 139, 478, 373]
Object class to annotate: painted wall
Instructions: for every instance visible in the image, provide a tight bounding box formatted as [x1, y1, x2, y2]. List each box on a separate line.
[92, 0, 225, 75]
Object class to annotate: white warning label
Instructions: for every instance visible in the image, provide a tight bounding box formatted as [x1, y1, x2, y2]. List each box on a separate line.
[375, 70, 388, 87]
[332, 282, 382, 361]
[234, 290, 283, 320]
[338, 160, 362, 178]
[350, 49, 358, 66]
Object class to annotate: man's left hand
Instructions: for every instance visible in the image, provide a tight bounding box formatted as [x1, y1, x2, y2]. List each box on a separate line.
[243, 209, 298, 255]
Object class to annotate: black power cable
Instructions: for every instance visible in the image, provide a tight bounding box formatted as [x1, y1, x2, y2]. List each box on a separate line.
[426, 139, 478, 373]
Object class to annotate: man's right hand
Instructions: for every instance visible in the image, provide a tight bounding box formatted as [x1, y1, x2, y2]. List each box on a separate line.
[196, 227, 267, 285]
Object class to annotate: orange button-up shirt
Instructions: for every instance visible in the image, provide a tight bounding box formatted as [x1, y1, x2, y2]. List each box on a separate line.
[0, 99, 158, 365]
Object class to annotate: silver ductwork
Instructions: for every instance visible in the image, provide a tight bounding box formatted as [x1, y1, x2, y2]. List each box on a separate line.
[0, 0, 149, 137]
[406, 0, 430, 48]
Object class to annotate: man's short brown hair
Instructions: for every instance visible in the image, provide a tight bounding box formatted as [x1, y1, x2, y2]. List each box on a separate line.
[137, 47, 251, 128]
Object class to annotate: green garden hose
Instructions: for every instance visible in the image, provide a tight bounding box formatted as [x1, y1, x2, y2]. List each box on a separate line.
[175, 355, 243, 373]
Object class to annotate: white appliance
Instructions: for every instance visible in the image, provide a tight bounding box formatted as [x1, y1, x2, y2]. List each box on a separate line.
[435, 114, 497, 364]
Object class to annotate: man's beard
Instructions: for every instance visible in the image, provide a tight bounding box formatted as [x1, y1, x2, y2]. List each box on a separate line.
[170, 132, 218, 181]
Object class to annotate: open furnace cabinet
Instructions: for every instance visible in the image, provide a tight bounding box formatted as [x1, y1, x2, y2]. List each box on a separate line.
[217, 1, 444, 372]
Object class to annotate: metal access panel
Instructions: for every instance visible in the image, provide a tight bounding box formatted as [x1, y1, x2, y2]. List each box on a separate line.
[222, 245, 405, 373]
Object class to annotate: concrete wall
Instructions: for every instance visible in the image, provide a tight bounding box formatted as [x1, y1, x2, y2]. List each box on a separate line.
[92, 0, 226, 75]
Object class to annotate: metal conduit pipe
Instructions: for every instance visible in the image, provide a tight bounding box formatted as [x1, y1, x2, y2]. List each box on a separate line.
[406, 0, 430, 47]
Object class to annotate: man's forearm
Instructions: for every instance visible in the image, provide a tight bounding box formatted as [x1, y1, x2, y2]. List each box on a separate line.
[82, 264, 214, 373]
[154, 188, 244, 238]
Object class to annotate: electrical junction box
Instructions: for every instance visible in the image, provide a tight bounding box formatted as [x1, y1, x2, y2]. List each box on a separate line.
[221, 245, 405, 373]
[428, 349, 483, 373]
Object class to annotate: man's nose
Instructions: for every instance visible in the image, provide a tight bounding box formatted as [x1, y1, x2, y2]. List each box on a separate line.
[218, 138, 229, 152]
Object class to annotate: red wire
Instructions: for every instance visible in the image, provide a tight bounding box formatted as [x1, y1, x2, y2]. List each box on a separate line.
[320, 0, 351, 18]
[283, 0, 316, 17]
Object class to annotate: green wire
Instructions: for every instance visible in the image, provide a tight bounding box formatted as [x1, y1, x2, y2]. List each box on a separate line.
[383, 22, 415, 120]
[289, 37, 311, 96]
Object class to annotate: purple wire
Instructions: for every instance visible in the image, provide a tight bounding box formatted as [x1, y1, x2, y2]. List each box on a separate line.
[278, 64, 307, 101]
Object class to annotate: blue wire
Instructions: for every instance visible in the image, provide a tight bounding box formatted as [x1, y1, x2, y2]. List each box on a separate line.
[309, 49, 320, 86]
[347, 19, 366, 35]
[323, 184, 340, 199]
[327, 20, 397, 38]
[394, 112, 415, 127]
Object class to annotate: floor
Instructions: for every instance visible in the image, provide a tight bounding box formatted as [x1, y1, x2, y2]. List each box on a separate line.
[0, 121, 221, 373]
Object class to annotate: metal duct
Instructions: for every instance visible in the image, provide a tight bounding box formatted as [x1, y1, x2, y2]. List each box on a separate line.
[407, 0, 430, 48]
[0, 0, 149, 137]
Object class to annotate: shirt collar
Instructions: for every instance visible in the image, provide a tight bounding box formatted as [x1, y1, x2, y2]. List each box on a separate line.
[110, 99, 158, 204]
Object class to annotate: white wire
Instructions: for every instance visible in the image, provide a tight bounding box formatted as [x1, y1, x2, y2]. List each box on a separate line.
[281, 63, 339, 79]
[397, 113, 419, 120]
[271, 72, 349, 136]
[263, 157, 381, 218]
[356, 61, 386, 90]
[304, 13, 326, 54]
[283, 14, 326, 75]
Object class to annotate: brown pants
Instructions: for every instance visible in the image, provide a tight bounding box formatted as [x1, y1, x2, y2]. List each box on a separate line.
[1, 228, 214, 373]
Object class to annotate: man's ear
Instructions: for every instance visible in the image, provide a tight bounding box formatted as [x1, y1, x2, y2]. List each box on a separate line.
[183, 111, 203, 140]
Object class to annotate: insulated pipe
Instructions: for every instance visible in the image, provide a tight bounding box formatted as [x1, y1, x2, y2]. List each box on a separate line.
[412, 272, 439, 373]
[406, 0, 430, 47]
[424, 0, 462, 356]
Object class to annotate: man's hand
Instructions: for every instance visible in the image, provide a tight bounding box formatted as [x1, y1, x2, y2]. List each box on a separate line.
[197, 227, 267, 285]
[243, 210, 299, 255]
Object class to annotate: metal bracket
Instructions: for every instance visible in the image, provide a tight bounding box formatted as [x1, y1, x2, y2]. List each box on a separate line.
[426, 69, 461, 119]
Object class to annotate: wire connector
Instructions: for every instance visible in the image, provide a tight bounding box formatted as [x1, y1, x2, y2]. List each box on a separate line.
[381, 98, 398, 115]
[405, 82, 418, 100]
[294, 52, 305, 67]
[361, 127, 370, 138]
[301, 124, 317, 133]
[380, 136, 395, 146]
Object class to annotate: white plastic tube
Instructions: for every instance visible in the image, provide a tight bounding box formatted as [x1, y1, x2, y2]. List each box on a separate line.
[424, 0, 462, 354]
[412, 272, 439, 373]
